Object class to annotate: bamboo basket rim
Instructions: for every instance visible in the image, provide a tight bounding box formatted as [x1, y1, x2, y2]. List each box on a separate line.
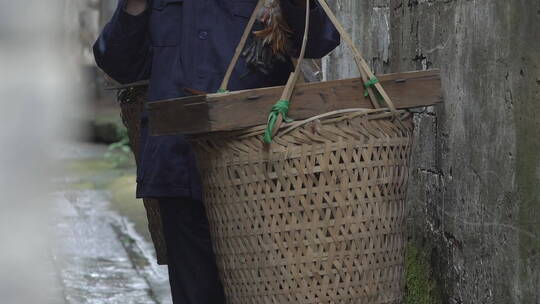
[190, 108, 412, 141]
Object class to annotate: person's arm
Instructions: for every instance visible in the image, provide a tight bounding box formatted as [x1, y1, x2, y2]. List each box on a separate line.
[280, 0, 340, 59]
[93, 0, 152, 84]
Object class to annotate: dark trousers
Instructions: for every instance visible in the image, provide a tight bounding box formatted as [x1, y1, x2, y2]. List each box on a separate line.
[159, 197, 225, 304]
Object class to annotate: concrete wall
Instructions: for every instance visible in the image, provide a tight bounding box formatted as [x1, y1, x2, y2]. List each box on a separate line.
[323, 1, 540, 303]
[62, 0, 101, 65]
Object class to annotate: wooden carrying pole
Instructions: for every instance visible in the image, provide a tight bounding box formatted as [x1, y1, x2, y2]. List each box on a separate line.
[148, 70, 442, 136]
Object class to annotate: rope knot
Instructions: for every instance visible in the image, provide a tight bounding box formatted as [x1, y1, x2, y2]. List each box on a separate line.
[263, 99, 293, 143]
[363, 77, 379, 97]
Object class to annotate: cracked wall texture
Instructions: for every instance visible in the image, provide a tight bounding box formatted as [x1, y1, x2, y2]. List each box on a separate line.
[323, 0, 540, 303]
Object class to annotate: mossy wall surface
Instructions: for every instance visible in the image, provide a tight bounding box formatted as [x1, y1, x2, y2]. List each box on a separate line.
[324, 0, 540, 302]
[405, 243, 442, 304]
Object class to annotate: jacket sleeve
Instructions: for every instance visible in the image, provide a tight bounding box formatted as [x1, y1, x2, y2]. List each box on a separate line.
[280, 0, 340, 59]
[93, 0, 152, 84]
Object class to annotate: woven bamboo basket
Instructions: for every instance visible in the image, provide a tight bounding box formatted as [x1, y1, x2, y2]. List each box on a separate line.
[191, 110, 412, 303]
[187, 0, 415, 302]
[117, 86, 168, 265]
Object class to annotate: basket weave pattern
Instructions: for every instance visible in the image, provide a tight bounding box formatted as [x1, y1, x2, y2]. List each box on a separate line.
[191, 112, 413, 303]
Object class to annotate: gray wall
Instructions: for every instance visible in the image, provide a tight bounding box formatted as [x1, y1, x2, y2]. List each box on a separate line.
[323, 1, 540, 303]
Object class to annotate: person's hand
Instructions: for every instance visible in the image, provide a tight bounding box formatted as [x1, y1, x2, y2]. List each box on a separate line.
[125, 0, 147, 16]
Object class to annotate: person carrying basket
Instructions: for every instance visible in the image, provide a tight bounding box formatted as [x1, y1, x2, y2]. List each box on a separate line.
[93, 0, 339, 303]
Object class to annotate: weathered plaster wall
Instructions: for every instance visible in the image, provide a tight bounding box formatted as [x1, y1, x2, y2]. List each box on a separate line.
[323, 1, 540, 303]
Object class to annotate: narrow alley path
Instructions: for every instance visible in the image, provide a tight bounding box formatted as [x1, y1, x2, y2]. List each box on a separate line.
[48, 143, 172, 304]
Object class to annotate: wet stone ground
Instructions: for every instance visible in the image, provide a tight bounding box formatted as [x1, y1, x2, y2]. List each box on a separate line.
[50, 142, 172, 304]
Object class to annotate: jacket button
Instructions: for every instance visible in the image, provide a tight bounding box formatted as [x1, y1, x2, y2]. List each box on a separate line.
[198, 30, 209, 40]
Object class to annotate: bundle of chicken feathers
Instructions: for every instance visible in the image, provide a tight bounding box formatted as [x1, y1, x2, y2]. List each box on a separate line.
[242, 0, 293, 75]
[255, 0, 292, 56]
[241, 0, 322, 81]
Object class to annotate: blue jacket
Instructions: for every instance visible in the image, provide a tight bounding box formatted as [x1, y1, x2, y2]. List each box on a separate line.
[94, 0, 339, 200]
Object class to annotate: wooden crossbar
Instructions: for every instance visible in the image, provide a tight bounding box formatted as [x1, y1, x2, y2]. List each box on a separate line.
[147, 69, 442, 136]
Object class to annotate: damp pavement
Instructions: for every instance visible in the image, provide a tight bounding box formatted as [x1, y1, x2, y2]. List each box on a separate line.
[49, 142, 172, 304]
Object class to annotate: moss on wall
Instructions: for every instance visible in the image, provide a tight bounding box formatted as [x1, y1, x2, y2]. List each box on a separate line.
[404, 244, 441, 304]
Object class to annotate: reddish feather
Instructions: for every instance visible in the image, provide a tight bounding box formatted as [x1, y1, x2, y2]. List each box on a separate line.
[253, 0, 292, 55]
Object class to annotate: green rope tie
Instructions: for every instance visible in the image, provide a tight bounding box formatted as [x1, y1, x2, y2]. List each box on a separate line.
[263, 99, 294, 144]
[364, 76, 385, 107]
[216, 88, 229, 93]
[363, 77, 379, 97]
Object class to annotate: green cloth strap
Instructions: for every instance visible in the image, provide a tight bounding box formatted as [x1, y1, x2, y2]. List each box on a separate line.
[263, 99, 293, 144]
[216, 88, 229, 93]
[363, 77, 379, 97]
